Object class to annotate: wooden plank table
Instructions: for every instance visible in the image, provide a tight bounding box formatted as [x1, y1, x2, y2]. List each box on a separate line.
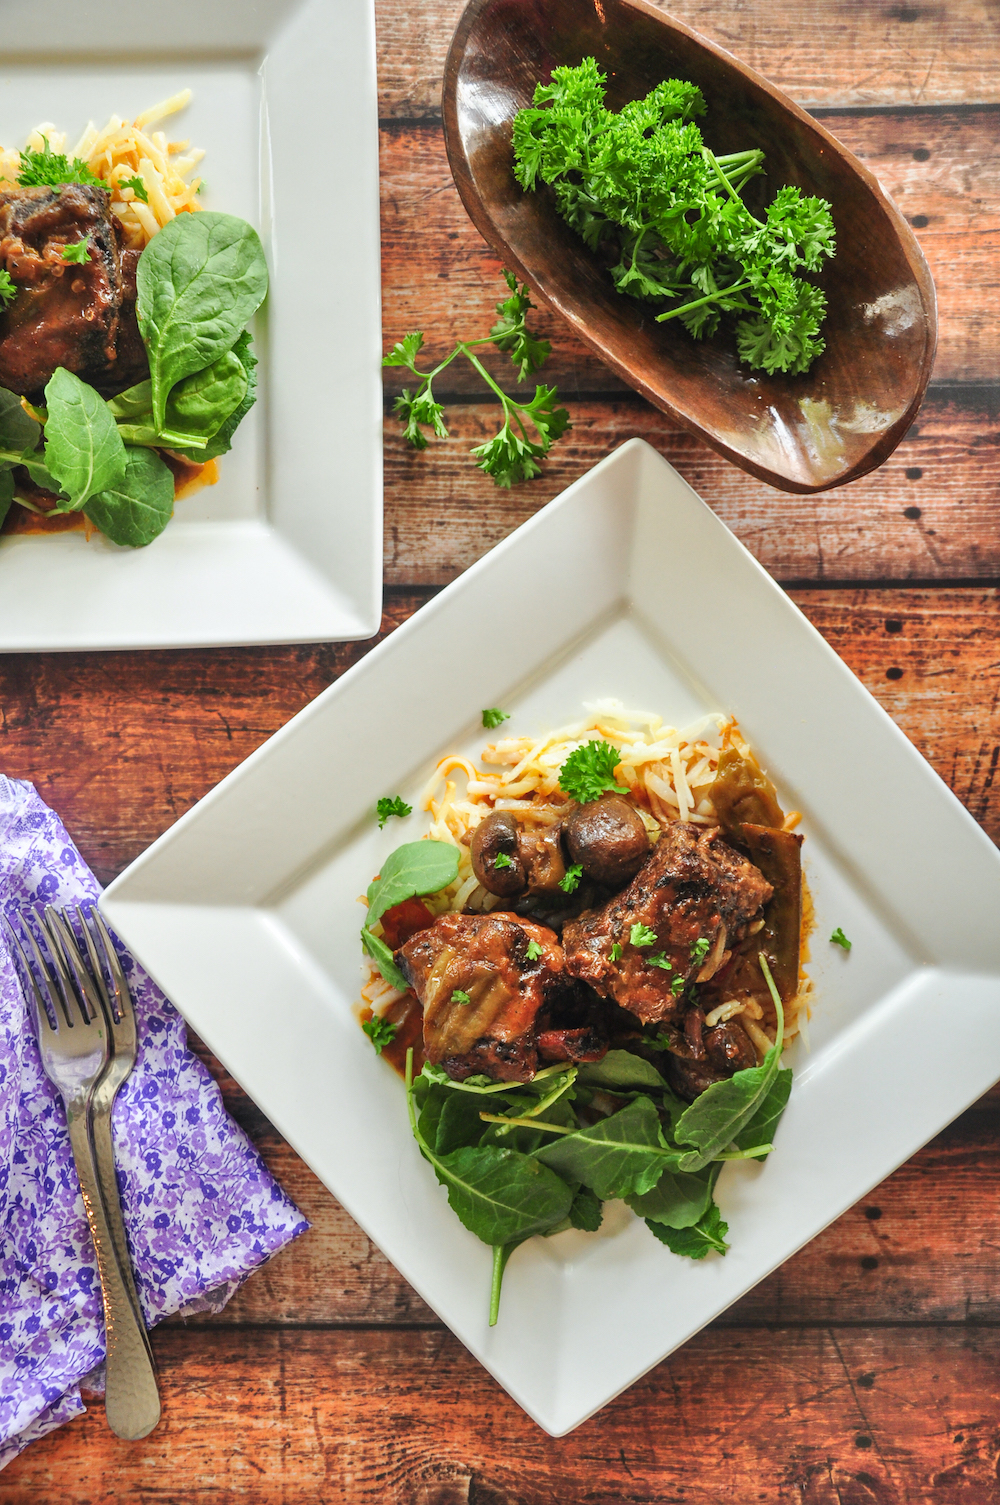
[4, 0, 999, 1496]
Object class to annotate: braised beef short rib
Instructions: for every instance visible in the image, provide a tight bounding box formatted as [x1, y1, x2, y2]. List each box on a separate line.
[0, 184, 148, 397]
[562, 823, 773, 1025]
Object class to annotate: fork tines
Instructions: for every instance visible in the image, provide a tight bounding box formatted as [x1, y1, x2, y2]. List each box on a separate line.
[3, 904, 125, 1032]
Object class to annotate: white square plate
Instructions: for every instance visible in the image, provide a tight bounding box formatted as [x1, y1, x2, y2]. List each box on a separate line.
[102, 440, 1000, 1434]
[0, 0, 382, 649]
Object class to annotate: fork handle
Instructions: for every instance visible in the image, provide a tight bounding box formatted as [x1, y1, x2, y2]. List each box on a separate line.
[91, 1107, 155, 1361]
[67, 1108, 162, 1439]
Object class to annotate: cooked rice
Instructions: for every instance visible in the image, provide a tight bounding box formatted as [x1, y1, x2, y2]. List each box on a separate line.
[361, 699, 809, 1053]
[0, 90, 203, 250]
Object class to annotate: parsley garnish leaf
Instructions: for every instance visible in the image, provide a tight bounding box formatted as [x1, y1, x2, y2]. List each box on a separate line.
[362, 1015, 398, 1055]
[525, 939, 544, 961]
[61, 238, 91, 264]
[830, 927, 852, 951]
[0, 270, 15, 308]
[121, 174, 149, 203]
[493, 853, 514, 870]
[376, 795, 412, 829]
[490, 268, 552, 380]
[558, 739, 626, 803]
[690, 937, 711, 964]
[452, 989, 472, 1005]
[630, 922, 658, 948]
[609, 941, 623, 962]
[648, 952, 673, 970]
[559, 864, 583, 894]
[482, 708, 510, 729]
[17, 138, 103, 188]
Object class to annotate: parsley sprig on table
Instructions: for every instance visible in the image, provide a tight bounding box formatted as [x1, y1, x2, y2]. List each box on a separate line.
[512, 59, 836, 375]
[383, 269, 570, 487]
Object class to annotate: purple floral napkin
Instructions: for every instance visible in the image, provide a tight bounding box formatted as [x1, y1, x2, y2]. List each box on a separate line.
[0, 776, 309, 1468]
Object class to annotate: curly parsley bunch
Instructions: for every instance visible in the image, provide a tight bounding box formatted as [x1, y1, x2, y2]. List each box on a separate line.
[512, 59, 836, 375]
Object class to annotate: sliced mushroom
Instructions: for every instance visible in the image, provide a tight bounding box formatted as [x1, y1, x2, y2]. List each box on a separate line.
[470, 810, 527, 897]
[564, 795, 650, 887]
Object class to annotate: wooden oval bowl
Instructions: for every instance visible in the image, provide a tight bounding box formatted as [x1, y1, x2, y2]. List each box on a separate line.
[442, 0, 937, 494]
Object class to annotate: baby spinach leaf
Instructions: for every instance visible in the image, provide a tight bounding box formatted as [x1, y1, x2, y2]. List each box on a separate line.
[367, 841, 459, 928]
[181, 331, 258, 462]
[577, 1049, 670, 1092]
[627, 1162, 719, 1230]
[161, 348, 247, 445]
[568, 1185, 604, 1232]
[732, 1066, 792, 1158]
[645, 1200, 729, 1259]
[111, 336, 255, 457]
[428, 1144, 572, 1246]
[362, 840, 459, 988]
[137, 212, 268, 431]
[0, 468, 12, 529]
[83, 446, 174, 547]
[489, 1239, 527, 1326]
[435, 1092, 490, 1155]
[43, 368, 126, 509]
[0, 385, 40, 453]
[406, 1049, 574, 1255]
[536, 1095, 678, 1200]
[359, 929, 409, 992]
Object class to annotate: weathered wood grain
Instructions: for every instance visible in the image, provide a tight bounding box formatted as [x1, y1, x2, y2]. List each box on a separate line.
[383, 394, 1000, 587]
[0, 590, 997, 887]
[7, 1325, 1000, 1502]
[377, 0, 1000, 118]
[379, 110, 1000, 387]
[0, 594, 420, 887]
[173, 1082, 1000, 1330]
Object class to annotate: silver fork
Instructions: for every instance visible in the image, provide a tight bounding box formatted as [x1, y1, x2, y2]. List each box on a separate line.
[3, 906, 161, 1440]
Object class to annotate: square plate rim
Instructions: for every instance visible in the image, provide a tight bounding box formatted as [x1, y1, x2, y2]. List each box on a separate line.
[0, 0, 383, 650]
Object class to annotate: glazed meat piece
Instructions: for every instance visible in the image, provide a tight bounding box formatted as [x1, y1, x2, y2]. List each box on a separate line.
[0, 184, 124, 396]
[89, 245, 149, 395]
[562, 822, 773, 1025]
[667, 1020, 759, 1101]
[395, 911, 567, 1082]
[535, 987, 609, 1065]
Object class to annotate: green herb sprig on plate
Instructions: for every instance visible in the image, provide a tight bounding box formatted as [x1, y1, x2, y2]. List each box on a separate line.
[383, 269, 570, 488]
[557, 739, 627, 803]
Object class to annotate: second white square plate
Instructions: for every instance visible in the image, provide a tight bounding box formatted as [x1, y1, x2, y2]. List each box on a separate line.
[103, 439, 1000, 1433]
[0, 0, 382, 649]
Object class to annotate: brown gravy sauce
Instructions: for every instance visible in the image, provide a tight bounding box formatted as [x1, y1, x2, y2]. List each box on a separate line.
[1, 452, 219, 536]
[360, 992, 425, 1081]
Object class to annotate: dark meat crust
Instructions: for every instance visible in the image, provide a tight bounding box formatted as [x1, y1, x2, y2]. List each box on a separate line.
[0, 184, 124, 396]
[562, 823, 774, 1025]
[87, 246, 149, 395]
[667, 1020, 760, 1101]
[395, 911, 567, 1082]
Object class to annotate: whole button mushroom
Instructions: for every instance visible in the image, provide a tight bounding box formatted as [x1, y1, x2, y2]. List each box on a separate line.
[470, 810, 528, 897]
[564, 795, 650, 888]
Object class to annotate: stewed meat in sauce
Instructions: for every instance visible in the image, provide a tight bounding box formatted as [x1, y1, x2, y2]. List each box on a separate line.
[0, 184, 148, 397]
[395, 911, 570, 1082]
[561, 823, 773, 1025]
